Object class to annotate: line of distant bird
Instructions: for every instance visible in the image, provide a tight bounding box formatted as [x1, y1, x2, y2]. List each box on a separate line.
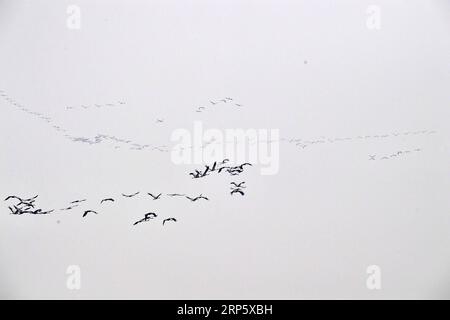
[66, 101, 126, 111]
[195, 97, 243, 113]
[0, 90, 168, 153]
[284, 130, 437, 150]
[368, 148, 422, 161]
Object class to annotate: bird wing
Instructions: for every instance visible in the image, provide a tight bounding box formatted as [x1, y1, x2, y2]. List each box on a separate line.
[5, 196, 20, 201]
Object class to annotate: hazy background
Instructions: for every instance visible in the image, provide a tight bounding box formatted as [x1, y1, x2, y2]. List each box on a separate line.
[0, 0, 449, 299]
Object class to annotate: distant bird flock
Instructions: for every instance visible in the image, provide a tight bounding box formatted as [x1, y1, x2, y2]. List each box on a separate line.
[1, 87, 438, 228]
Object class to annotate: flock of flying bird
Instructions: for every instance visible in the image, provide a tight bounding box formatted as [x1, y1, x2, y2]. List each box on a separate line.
[188, 159, 252, 196]
[188, 158, 252, 180]
[4, 191, 210, 226]
[1, 90, 247, 154]
[282, 130, 436, 158]
[2, 87, 436, 229]
[4, 157, 253, 227]
[0, 90, 168, 152]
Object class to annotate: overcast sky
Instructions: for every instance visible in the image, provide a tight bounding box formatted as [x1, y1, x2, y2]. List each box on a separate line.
[0, 0, 449, 299]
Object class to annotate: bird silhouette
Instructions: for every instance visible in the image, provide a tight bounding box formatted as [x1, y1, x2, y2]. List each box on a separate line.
[83, 210, 98, 217]
[60, 205, 79, 211]
[189, 170, 202, 178]
[230, 182, 246, 188]
[145, 212, 157, 219]
[5, 195, 37, 202]
[167, 193, 185, 197]
[236, 163, 252, 170]
[31, 209, 54, 215]
[71, 199, 86, 204]
[8, 206, 23, 215]
[133, 212, 157, 225]
[163, 218, 177, 225]
[185, 194, 209, 202]
[148, 193, 162, 200]
[202, 166, 210, 177]
[218, 166, 231, 173]
[231, 188, 245, 196]
[101, 198, 115, 204]
[122, 192, 140, 198]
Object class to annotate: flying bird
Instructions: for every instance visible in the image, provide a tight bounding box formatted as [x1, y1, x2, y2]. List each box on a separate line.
[133, 212, 158, 225]
[71, 199, 86, 204]
[101, 198, 115, 204]
[230, 189, 245, 196]
[4, 195, 22, 202]
[163, 218, 177, 225]
[31, 209, 54, 215]
[83, 210, 98, 217]
[60, 205, 79, 211]
[230, 182, 246, 188]
[218, 166, 231, 173]
[8, 206, 23, 215]
[145, 212, 157, 219]
[189, 170, 202, 178]
[202, 166, 210, 176]
[185, 194, 209, 202]
[167, 193, 185, 197]
[148, 193, 162, 200]
[236, 163, 252, 170]
[122, 192, 140, 198]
